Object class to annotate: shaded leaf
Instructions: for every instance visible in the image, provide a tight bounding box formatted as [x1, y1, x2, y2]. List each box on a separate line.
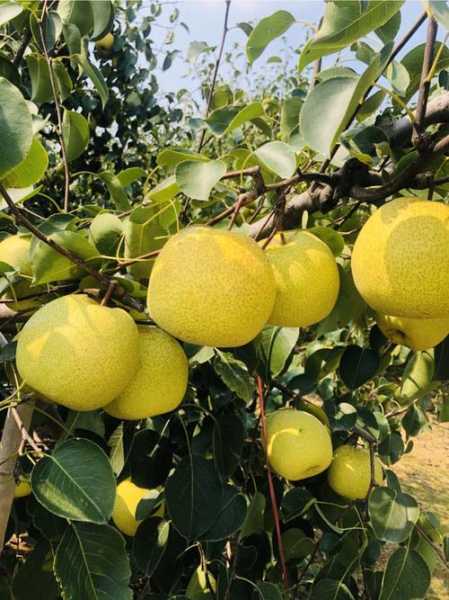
[339, 345, 379, 389]
[379, 548, 430, 600]
[0, 78, 32, 178]
[63, 110, 89, 162]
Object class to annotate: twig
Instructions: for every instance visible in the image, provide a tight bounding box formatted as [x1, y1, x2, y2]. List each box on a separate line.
[366, 442, 376, 499]
[295, 539, 320, 590]
[311, 17, 323, 89]
[11, 407, 43, 456]
[412, 17, 438, 149]
[38, 3, 71, 211]
[0, 401, 34, 553]
[100, 280, 116, 306]
[206, 191, 257, 226]
[197, 0, 232, 152]
[0, 184, 144, 312]
[256, 375, 289, 590]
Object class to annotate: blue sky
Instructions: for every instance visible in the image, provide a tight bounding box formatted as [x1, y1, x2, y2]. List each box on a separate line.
[141, 0, 434, 97]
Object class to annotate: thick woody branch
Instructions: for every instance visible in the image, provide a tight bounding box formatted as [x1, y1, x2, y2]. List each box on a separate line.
[0, 401, 34, 553]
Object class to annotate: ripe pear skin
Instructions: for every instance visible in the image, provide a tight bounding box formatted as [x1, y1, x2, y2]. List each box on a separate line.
[352, 198, 449, 318]
[266, 409, 333, 481]
[112, 479, 163, 537]
[95, 32, 114, 52]
[148, 226, 276, 347]
[265, 231, 339, 327]
[105, 326, 188, 420]
[327, 445, 383, 500]
[376, 313, 449, 350]
[0, 235, 31, 275]
[16, 294, 140, 411]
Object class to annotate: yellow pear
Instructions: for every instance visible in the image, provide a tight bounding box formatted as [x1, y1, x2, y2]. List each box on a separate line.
[266, 409, 333, 481]
[0, 235, 31, 275]
[327, 445, 383, 500]
[16, 294, 140, 411]
[265, 231, 340, 327]
[148, 226, 276, 347]
[14, 476, 32, 498]
[112, 478, 164, 537]
[105, 326, 188, 420]
[352, 197, 449, 318]
[376, 313, 449, 350]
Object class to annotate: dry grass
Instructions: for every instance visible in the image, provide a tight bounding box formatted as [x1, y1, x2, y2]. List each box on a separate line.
[393, 419, 449, 599]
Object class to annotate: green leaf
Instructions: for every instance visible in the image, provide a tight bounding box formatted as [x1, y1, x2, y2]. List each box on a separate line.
[74, 45, 108, 108]
[376, 10, 401, 42]
[165, 455, 224, 540]
[1, 137, 48, 188]
[213, 350, 255, 403]
[302, 44, 392, 156]
[57, 0, 93, 37]
[402, 404, 428, 437]
[256, 582, 283, 600]
[147, 175, 180, 204]
[207, 102, 264, 135]
[133, 518, 170, 575]
[199, 485, 247, 541]
[280, 96, 302, 141]
[301, 77, 358, 156]
[158, 148, 208, 168]
[310, 579, 355, 600]
[117, 167, 145, 188]
[90, 0, 113, 40]
[62, 110, 89, 162]
[108, 424, 124, 476]
[254, 141, 296, 178]
[213, 413, 245, 477]
[299, 1, 403, 72]
[402, 42, 449, 99]
[32, 439, 116, 523]
[98, 172, 130, 211]
[396, 350, 434, 403]
[12, 540, 58, 600]
[0, 78, 33, 178]
[339, 345, 380, 389]
[246, 10, 295, 64]
[0, 54, 20, 87]
[386, 61, 410, 96]
[175, 159, 226, 201]
[256, 326, 299, 377]
[369, 487, 419, 543]
[379, 548, 430, 600]
[30, 11, 63, 52]
[281, 528, 315, 561]
[309, 226, 344, 256]
[31, 230, 99, 285]
[241, 492, 266, 538]
[89, 212, 123, 256]
[0, 1, 22, 26]
[54, 522, 132, 600]
[26, 54, 72, 104]
[357, 90, 386, 122]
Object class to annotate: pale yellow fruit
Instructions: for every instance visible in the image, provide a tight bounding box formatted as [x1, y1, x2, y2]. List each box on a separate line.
[265, 231, 339, 327]
[14, 477, 32, 498]
[376, 313, 449, 350]
[112, 479, 164, 537]
[0, 235, 31, 275]
[105, 326, 188, 420]
[266, 409, 333, 481]
[16, 294, 140, 411]
[148, 226, 276, 347]
[95, 32, 114, 52]
[328, 445, 384, 500]
[352, 198, 449, 318]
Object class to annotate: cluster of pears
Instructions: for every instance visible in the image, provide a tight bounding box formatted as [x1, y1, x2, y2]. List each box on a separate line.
[266, 408, 383, 500]
[5, 223, 341, 420]
[352, 197, 449, 350]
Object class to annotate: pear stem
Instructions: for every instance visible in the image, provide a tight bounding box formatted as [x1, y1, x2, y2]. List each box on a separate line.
[256, 375, 289, 590]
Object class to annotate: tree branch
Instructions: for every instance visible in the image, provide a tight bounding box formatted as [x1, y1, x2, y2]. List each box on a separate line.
[0, 401, 34, 554]
[197, 0, 232, 152]
[412, 17, 438, 149]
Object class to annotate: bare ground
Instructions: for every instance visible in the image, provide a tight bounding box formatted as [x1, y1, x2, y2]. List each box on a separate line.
[393, 419, 449, 599]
